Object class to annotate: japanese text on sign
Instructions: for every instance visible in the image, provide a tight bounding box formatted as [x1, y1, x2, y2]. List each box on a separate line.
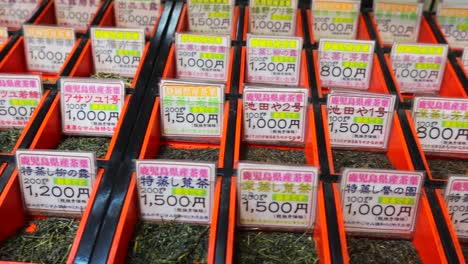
[23, 25, 76, 74]
[341, 169, 423, 235]
[412, 97, 468, 156]
[374, 1, 423, 44]
[0, 0, 39, 28]
[60, 78, 125, 137]
[55, 0, 101, 32]
[445, 176, 468, 240]
[160, 80, 224, 139]
[237, 163, 319, 229]
[0, 74, 42, 129]
[243, 86, 308, 145]
[115, 0, 161, 36]
[16, 150, 96, 216]
[136, 160, 216, 224]
[175, 33, 230, 82]
[249, 0, 297, 36]
[391, 43, 448, 94]
[437, 4, 468, 49]
[247, 34, 302, 86]
[311, 0, 360, 42]
[327, 91, 396, 150]
[91, 27, 145, 78]
[187, 0, 234, 35]
[318, 39, 375, 90]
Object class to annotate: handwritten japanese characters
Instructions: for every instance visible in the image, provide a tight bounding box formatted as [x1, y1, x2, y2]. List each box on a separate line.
[16, 150, 96, 215]
[341, 169, 423, 235]
[136, 160, 216, 224]
[237, 163, 319, 229]
[60, 78, 125, 136]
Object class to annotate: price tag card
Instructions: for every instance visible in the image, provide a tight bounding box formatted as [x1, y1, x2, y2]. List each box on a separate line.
[248, 0, 297, 36]
[391, 43, 448, 94]
[175, 33, 230, 82]
[341, 169, 424, 235]
[246, 34, 302, 86]
[160, 80, 224, 139]
[311, 0, 360, 42]
[444, 176, 468, 240]
[114, 0, 161, 36]
[16, 150, 96, 216]
[23, 25, 76, 74]
[327, 91, 396, 150]
[187, 0, 234, 35]
[437, 4, 468, 49]
[374, 1, 423, 44]
[318, 39, 375, 90]
[327, 91, 396, 149]
[0, 0, 40, 28]
[55, 0, 101, 32]
[91, 27, 145, 78]
[60, 78, 125, 137]
[243, 85, 308, 145]
[136, 160, 216, 224]
[237, 162, 319, 229]
[412, 97, 468, 156]
[462, 47, 468, 72]
[0, 74, 42, 129]
[0, 26, 8, 48]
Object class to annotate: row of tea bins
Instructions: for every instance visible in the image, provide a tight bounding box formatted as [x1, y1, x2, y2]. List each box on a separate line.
[0, 0, 467, 263]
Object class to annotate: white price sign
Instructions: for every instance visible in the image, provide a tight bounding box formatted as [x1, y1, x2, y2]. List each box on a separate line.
[175, 33, 230, 82]
[341, 169, 423, 235]
[374, 1, 423, 44]
[412, 97, 468, 156]
[249, 0, 297, 36]
[60, 78, 125, 137]
[115, 0, 161, 36]
[91, 27, 145, 78]
[391, 43, 448, 94]
[243, 85, 308, 144]
[237, 162, 319, 229]
[16, 150, 96, 216]
[437, 4, 468, 49]
[0, 74, 42, 129]
[160, 80, 224, 139]
[0, 0, 40, 28]
[187, 0, 234, 35]
[445, 176, 468, 240]
[55, 0, 101, 32]
[462, 47, 468, 72]
[318, 39, 375, 90]
[136, 160, 216, 224]
[246, 34, 302, 86]
[23, 25, 76, 74]
[327, 91, 396, 150]
[311, 0, 360, 42]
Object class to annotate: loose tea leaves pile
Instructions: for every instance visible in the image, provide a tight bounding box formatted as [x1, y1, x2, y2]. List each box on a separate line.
[462, 246, 468, 262]
[91, 72, 133, 88]
[0, 217, 79, 264]
[333, 150, 394, 172]
[157, 145, 219, 162]
[127, 222, 209, 264]
[0, 128, 22, 153]
[241, 147, 307, 165]
[57, 136, 110, 158]
[427, 159, 468, 179]
[236, 231, 318, 264]
[347, 237, 421, 264]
